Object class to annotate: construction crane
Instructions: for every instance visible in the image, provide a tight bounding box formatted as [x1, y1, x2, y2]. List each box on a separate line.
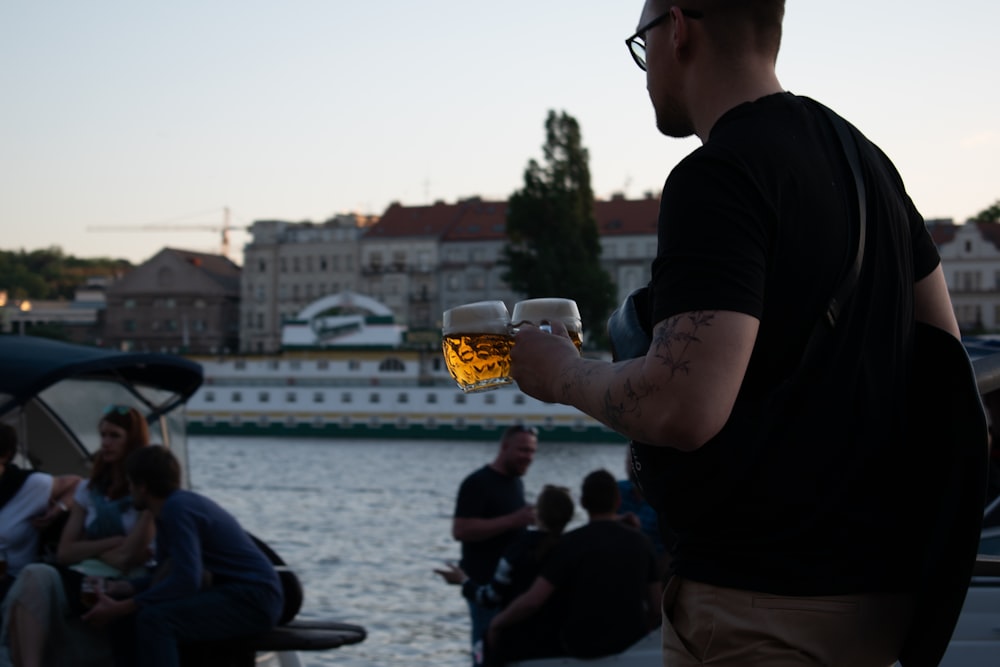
[87, 207, 242, 260]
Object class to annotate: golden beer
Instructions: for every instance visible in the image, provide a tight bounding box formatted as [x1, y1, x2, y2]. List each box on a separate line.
[511, 298, 584, 351]
[442, 301, 514, 393]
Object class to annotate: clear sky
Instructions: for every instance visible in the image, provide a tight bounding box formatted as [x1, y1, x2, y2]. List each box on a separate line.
[2, 1, 998, 266]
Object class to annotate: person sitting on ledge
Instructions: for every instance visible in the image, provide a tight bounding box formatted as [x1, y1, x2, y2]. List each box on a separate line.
[81, 446, 283, 667]
[486, 469, 661, 665]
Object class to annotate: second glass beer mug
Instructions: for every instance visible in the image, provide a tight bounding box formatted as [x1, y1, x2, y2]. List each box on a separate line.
[442, 300, 514, 393]
[511, 298, 583, 350]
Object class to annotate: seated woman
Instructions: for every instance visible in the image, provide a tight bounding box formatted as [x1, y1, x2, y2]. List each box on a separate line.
[0, 422, 80, 603]
[1, 406, 155, 667]
[436, 484, 575, 664]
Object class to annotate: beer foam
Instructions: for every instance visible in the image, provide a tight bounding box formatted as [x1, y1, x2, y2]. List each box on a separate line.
[512, 298, 581, 330]
[442, 300, 511, 335]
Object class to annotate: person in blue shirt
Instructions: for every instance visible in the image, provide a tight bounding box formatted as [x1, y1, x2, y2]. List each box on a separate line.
[82, 446, 283, 667]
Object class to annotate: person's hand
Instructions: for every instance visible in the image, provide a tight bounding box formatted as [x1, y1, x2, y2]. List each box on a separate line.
[104, 578, 134, 598]
[81, 588, 125, 628]
[433, 561, 468, 585]
[510, 321, 579, 403]
[486, 619, 500, 655]
[511, 504, 536, 529]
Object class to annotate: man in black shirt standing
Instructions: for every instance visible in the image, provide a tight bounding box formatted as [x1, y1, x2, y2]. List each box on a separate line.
[510, 1, 965, 666]
[439, 425, 538, 665]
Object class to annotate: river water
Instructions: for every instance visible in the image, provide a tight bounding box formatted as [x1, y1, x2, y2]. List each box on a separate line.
[186, 436, 631, 667]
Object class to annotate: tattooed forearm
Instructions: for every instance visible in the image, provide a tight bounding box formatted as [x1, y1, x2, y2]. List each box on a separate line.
[651, 311, 715, 379]
[601, 365, 659, 433]
[597, 311, 715, 437]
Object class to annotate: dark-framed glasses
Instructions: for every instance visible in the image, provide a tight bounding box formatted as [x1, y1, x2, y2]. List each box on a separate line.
[102, 404, 133, 416]
[625, 7, 704, 71]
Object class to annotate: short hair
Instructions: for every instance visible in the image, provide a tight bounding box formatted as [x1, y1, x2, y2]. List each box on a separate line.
[0, 422, 17, 462]
[684, 0, 785, 60]
[537, 485, 575, 535]
[502, 424, 538, 444]
[581, 469, 619, 514]
[126, 445, 181, 498]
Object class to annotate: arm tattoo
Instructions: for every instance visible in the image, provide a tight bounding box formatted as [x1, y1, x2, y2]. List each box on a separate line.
[600, 311, 716, 433]
[651, 311, 715, 379]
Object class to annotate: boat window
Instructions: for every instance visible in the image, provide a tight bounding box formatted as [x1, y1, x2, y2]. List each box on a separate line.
[286, 392, 297, 403]
[455, 394, 466, 404]
[484, 394, 496, 405]
[349, 360, 361, 371]
[379, 358, 406, 372]
[317, 360, 329, 370]
[426, 394, 438, 404]
[232, 392, 242, 403]
[341, 392, 352, 403]
[313, 392, 324, 403]
[369, 393, 380, 403]
[269, 360, 280, 370]
[235, 361, 246, 370]
[398, 393, 408, 403]
[205, 391, 215, 403]
[259, 392, 270, 402]
[514, 395, 526, 405]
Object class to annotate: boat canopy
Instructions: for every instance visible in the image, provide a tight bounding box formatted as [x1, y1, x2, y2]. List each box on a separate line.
[0, 335, 202, 416]
[0, 335, 203, 481]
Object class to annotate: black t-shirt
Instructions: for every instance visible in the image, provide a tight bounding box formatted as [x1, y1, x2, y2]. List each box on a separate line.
[462, 530, 554, 609]
[539, 520, 657, 658]
[632, 93, 941, 595]
[454, 465, 526, 583]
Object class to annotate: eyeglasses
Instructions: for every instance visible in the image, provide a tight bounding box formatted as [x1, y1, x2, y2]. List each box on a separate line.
[625, 6, 704, 71]
[102, 405, 133, 416]
[507, 424, 539, 436]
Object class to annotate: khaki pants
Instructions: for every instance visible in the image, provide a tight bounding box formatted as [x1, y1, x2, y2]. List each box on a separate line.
[661, 577, 913, 667]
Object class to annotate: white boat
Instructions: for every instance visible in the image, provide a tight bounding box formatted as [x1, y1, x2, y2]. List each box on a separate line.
[183, 348, 623, 444]
[0, 335, 366, 667]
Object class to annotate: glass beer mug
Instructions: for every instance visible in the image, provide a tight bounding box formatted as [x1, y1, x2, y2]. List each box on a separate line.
[441, 300, 515, 393]
[511, 298, 583, 351]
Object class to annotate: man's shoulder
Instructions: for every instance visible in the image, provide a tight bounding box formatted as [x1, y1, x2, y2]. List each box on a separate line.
[461, 465, 493, 483]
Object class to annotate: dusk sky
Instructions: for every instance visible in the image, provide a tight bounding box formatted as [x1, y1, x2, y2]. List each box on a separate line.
[2, 1, 997, 265]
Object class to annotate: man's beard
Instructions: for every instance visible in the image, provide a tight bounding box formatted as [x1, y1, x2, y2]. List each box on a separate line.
[655, 95, 696, 138]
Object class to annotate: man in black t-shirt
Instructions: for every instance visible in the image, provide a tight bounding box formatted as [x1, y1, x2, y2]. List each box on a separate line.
[437, 425, 538, 665]
[486, 469, 660, 662]
[510, 2, 964, 666]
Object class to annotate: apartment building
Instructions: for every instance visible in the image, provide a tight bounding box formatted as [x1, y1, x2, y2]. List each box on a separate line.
[931, 220, 1000, 333]
[103, 248, 241, 354]
[237, 195, 664, 350]
[240, 214, 374, 353]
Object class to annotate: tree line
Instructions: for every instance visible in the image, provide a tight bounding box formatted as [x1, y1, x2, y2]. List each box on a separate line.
[0, 247, 131, 301]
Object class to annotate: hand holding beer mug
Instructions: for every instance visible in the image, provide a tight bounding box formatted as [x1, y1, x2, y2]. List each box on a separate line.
[511, 298, 583, 351]
[442, 300, 515, 393]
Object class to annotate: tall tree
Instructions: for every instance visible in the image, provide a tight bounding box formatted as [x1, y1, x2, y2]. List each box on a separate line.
[972, 200, 1000, 224]
[502, 110, 616, 348]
